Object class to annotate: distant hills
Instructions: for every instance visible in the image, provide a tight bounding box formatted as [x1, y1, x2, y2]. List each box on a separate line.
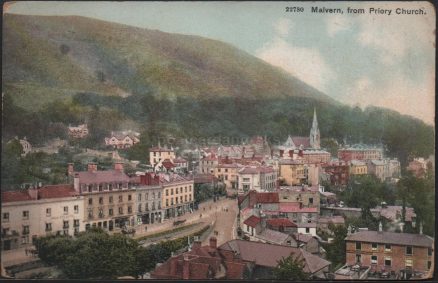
[2, 14, 434, 167]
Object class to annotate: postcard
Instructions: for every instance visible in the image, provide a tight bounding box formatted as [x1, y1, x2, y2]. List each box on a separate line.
[1, 1, 435, 280]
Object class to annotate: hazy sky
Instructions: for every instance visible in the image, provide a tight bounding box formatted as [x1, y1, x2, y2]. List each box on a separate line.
[6, 1, 436, 124]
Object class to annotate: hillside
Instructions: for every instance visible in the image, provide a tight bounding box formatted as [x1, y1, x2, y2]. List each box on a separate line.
[3, 14, 335, 110]
[2, 14, 434, 169]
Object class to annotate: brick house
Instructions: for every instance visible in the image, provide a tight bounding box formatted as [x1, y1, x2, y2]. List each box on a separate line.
[345, 230, 434, 277]
[151, 238, 331, 279]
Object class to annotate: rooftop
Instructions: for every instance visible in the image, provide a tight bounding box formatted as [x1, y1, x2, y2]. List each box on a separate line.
[345, 230, 433, 248]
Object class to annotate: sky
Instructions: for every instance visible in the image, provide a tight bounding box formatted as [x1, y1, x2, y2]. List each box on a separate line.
[5, 1, 436, 125]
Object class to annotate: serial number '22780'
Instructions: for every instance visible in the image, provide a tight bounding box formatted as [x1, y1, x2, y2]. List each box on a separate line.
[285, 7, 304, 12]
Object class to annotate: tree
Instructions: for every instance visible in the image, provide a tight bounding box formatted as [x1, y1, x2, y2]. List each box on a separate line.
[273, 255, 310, 280]
[323, 224, 347, 271]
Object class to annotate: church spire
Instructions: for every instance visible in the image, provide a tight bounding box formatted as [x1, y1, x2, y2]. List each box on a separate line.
[310, 108, 321, 149]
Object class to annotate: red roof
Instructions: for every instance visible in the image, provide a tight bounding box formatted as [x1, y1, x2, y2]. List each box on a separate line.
[38, 184, 78, 199]
[162, 159, 176, 169]
[266, 218, 297, 228]
[76, 170, 130, 184]
[2, 190, 33, 203]
[256, 192, 279, 203]
[291, 137, 311, 148]
[243, 215, 261, 228]
[279, 202, 318, 213]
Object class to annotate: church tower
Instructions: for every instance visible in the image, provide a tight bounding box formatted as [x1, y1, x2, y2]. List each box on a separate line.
[309, 108, 321, 149]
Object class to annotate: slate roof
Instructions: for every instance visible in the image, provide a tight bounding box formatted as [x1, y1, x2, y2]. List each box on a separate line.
[38, 184, 79, 199]
[76, 170, 131, 184]
[1, 191, 33, 203]
[345, 231, 433, 248]
[257, 229, 292, 245]
[219, 240, 330, 273]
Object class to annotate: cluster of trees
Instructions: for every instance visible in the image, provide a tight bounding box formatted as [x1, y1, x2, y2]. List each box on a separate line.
[273, 255, 311, 280]
[35, 225, 211, 279]
[194, 182, 226, 204]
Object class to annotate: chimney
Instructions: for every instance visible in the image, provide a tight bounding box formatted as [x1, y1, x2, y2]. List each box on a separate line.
[114, 162, 124, 173]
[347, 225, 352, 236]
[289, 150, 294, 159]
[279, 150, 284, 157]
[298, 149, 304, 157]
[420, 222, 423, 234]
[209, 237, 217, 249]
[378, 221, 383, 232]
[67, 163, 74, 176]
[87, 163, 97, 172]
[28, 187, 38, 200]
[399, 222, 405, 233]
[183, 255, 190, 280]
[74, 173, 80, 192]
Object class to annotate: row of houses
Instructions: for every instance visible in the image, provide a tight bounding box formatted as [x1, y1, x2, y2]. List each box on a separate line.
[1, 162, 194, 250]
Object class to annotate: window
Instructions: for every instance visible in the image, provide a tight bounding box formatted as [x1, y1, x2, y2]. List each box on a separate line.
[22, 225, 30, 235]
[99, 197, 103, 204]
[158, 192, 161, 198]
[372, 243, 378, 251]
[166, 199, 169, 206]
[385, 244, 391, 252]
[128, 195, 132, 201]
[185, 195, 187, 202]
[128, 206, 132, 213]
[138, 194, 141, 201]
[74, 220, 79, 227]
[405, 258, 413, 268]
[146, 203, 149, 211]
[74, 205, 79, 214]
[119, 195, 123, 202]
[138, 204, 142, 212]
[180, 196, 183, 202]
[46, 208, 51, 217]
[428, 261, 432, 269]
[384, 257, 391, 267]
[185, 187, 187, 193]
[305, 227, 310, 233]
[63, 220, 69, 229]
[23, 211, 29, 220]
[88, 198, 93, 205]
[119, 207, 123, 215]
[2, 212, 9, 222]
[371, 255, 377, 265]
[356, 242, 362, 250]
[64, 206, 68, 215]
[171, 188, 174, 195]
[428, 248, 433, 256]
[406, 246, 413, 255]
[109, 208, 113, 216]
[153, 192, 156, 199]
[309, 197, 313, 204]
[165, 190, 168, 196]
[109, 196, 113, 203]
[45, 223, 52, 232]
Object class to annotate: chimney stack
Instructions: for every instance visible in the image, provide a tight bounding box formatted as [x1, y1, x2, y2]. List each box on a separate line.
[74, 173, 80, 193]
[87, 163, 97, 173]
[209, 237, 217, 249]
[378, 221, 383, 232]
[420, 222, 423, 235]
[347, 225, 352, 236]
[67, 163, 74, 176]
[114, 162, 124, 173]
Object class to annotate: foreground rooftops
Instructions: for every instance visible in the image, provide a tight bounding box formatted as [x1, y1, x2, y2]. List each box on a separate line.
[345, 230, 433, 248]
[2, 184, 79, 203]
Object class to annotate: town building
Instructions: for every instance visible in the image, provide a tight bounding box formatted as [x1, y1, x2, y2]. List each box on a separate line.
[349, 160, 368, 176]
[72, 162, 136, 231]
[133, 173, 164, 225]
[149, 145, 176, 168]
[105, 130, 140, 149]
[302, 150, 331, 164]
[151, 238, 331, 279]
[278, 159, 306, 186]
[198, 155, 218, 174]
[344, 227, 434, 279]
[321, 161, 350, 187]
[1, 185, 84, 250]
[367, 160, 386, 182]
[338, 145, 383, 162]
[237, 165, 277, 194]
[68, 124, 89, 138]
[160, 173, 194, 219]
[214, 163, 241, 191]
